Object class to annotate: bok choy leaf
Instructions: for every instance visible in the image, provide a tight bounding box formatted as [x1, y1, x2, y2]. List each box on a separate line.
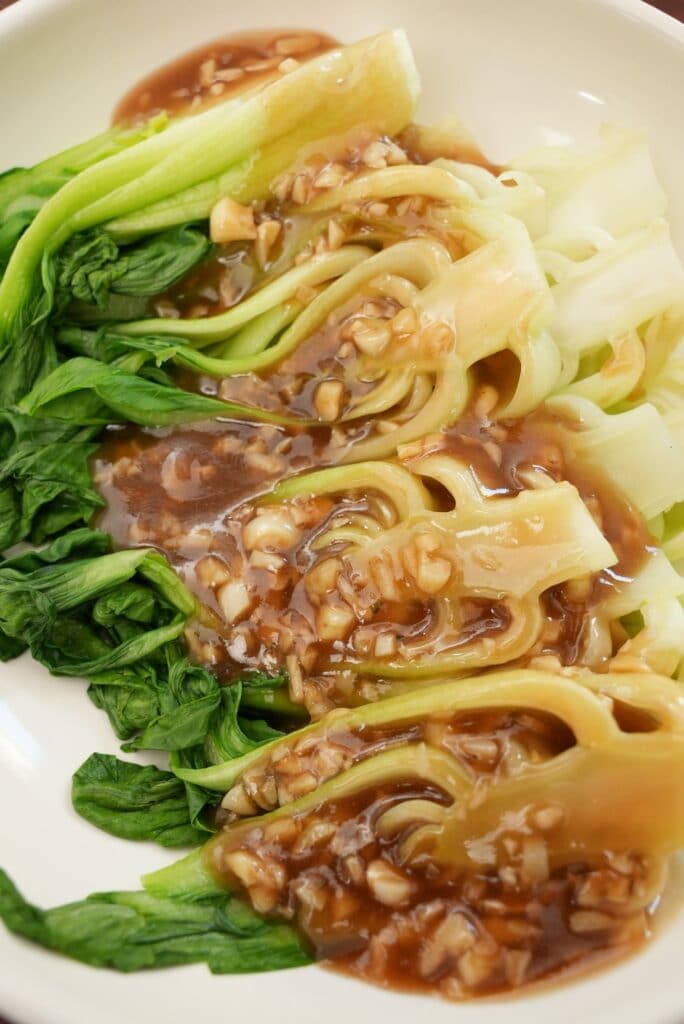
[0, 869, 309, 973]
[56, 225, 212, 313]
[71, 753, 208, 847]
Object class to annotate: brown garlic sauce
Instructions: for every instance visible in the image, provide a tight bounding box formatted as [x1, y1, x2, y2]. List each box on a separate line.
[113, 30, 338, 125]
[215, 708, 576, 826]
[209, 710, 651, 998]
[95, 393, 652, 691]
[98, 30, 660, 999]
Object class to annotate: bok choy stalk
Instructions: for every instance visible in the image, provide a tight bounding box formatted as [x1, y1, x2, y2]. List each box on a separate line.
[87, 213, 559, 458]
[0, 114, 168, 272]
[5, 667, 684, 975]
[0, 31, 419, 356]
[235, 459, 616, 679]
[170, 669, 684, 854]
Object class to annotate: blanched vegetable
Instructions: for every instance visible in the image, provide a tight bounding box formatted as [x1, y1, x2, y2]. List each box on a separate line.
[5, 666, 684, 991]
[0, 31, 419, 350]
[216, 456, 616, 681]
[0, 114, 168, 271]
[0, 870, 309, 973]
[72, 754, 209, 847]
[2, 22, 684, 1000]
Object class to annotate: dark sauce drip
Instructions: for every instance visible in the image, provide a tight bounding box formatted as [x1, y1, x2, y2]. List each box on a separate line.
[398, 122, 502, 176]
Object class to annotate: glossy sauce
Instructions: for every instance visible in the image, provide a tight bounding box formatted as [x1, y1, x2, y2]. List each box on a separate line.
[113, 30, 338, 125]
[398, 122, 502, 176]
[212, 292, 400, 417]
[419, 398, 654, 669]
[111, 32, 482, 323]
[94, 391, 653, 693]
[209, 709, 652, 999]
[156, 188, 469, 322]
[94, 34, 670, 999]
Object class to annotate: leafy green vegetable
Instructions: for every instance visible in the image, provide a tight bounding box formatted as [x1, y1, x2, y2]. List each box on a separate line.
[0, 535, 194, 672]
[0, 527, 286, 757]
[0, 31, 425, 980]
[0, 412, 103, 551]
[0, 32, 417, 358]
[72, 753, 210, 847]
[169, 682, 283, 769]
[88, 659, 286, 836]
[56, 225, 211, 312]
[0, 312, 57, 408]
[120, 654, 223, 753]
[18, 355, 293, 427]
[88, 650, 200, 745]
[1, 527, 110, 570]
[0, 525, 288, 838]
[0, 525, 287, 834]
[0, 869, 309, 973]
[0, 115, 168, 272]
[0, 32, 418, 570]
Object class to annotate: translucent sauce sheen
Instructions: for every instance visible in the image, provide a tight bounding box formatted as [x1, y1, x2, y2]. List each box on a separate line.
[93, 31, 667, 1001]
[95, 397, 652, 691]
[209, 710, 652, 998]
[113, 29, 338, 124]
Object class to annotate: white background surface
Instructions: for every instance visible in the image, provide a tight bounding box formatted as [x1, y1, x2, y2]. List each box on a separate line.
[1, 1, 684, 1021]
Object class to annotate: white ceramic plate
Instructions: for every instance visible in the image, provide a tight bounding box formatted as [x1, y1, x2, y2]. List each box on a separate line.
[2, 1, 684, 1021]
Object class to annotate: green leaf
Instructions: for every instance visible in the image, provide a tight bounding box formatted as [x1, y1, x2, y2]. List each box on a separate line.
[0, 313, 57, 408]
[0, 869, 310, 973]
[92, 583, 157, 627]
[0, 31, 417, 358]
[0, 411, 103, 551]
[126, 692, 222, 753]
[205, 684, 283, 763]
[72, 753, 209, 847]
[57, 225, 211, 311]
[87, 663, 168, 740]
[18, 355, 282, 427]
[0, 538, 195, 677]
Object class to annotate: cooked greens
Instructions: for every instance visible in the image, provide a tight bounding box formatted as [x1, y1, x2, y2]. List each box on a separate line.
[0, 114, 169, 272]
[2, 23, 684, 1002]
[71, 754, 209, 847]
[0, 526, 284, 820]
[0, 870, 309, 973]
